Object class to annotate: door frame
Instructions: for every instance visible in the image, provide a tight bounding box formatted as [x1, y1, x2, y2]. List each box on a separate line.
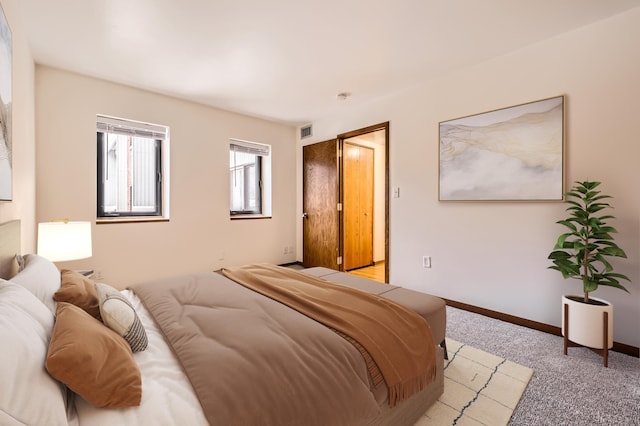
[337, 122, 389, 282]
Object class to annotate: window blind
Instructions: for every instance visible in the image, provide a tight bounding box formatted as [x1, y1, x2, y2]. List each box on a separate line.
[230, 139, 270, 157]
[97, 115, 168, 140]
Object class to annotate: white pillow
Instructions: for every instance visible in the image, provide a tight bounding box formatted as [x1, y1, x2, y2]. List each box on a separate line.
[10, 254, 61, 315]
[0, 279, 69, 426]
[95, 283, 148, 352]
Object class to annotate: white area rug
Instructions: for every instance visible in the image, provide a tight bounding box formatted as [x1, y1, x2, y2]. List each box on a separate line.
[417, 338, 534, 426]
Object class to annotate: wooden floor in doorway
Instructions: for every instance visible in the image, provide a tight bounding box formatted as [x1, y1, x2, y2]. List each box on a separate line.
[347, 261, 385, 283]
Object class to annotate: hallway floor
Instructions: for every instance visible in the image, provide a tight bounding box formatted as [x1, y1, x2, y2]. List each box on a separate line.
[347, 262, 385, 283]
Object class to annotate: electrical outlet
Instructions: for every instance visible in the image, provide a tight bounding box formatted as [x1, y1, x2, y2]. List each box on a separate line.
[422, 256, 431, 268]
[283, 246, 288, 255]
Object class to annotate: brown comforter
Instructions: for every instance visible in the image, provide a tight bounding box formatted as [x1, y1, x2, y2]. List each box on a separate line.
[132, 272, 378, 425]
[131, 267, 434, 425]
[221, 264, 436, 407]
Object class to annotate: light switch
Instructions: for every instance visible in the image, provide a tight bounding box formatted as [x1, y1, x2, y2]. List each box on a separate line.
[393, 187, 400, 198]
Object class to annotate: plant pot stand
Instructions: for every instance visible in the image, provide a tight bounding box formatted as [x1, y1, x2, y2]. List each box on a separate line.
[563, 302, 609, 367]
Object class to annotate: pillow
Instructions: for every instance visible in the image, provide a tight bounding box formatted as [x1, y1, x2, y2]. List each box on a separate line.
[15, 253, 25, 271]
[96, 282, 148, 352]
[46, 302, 142, 408]
[54, 269, 102, 320]
[0, 279, 68, 426]
[9, 254, 61, 315]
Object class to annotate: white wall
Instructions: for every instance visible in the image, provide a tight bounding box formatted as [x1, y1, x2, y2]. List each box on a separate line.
[304, 8, 640, 347]
[36, 67, 297, 288]
[0, 0, 36, 252]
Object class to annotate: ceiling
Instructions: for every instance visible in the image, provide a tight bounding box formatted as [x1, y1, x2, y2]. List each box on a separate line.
[17, 1, 640, 125]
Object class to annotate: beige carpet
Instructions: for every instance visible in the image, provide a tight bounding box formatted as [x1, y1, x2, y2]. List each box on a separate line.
[417, 338, 534, 426]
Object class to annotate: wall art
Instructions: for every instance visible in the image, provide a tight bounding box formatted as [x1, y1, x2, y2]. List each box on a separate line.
[0, 4, 11, 201]
[439, 96, 564, 201]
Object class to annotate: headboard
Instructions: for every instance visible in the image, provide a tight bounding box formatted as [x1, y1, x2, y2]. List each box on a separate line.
[0, 220, 20, 279]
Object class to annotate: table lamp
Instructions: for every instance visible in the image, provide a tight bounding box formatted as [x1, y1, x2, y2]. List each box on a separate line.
[37, 220, 92, 262]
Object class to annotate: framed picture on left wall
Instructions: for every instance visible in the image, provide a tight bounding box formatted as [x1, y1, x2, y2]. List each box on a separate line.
[0, 4, 11, 201]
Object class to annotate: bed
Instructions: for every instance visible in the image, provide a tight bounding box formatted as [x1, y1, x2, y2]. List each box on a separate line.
[0, 220, 445, 425]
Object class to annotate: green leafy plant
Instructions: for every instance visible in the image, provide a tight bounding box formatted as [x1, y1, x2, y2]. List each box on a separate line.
[548, 181, 630, 303]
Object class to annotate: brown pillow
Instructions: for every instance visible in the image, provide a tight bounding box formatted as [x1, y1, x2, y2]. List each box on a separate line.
[54, 269, 102, 320]
[46, 302, 142, 408]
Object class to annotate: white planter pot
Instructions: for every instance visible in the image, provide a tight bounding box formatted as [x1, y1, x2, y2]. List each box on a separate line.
[562, 295, 613, 349]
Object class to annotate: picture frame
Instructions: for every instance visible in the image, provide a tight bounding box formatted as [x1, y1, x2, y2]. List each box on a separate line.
[0, 4, 11, 201]
[439, 96, 565, 201]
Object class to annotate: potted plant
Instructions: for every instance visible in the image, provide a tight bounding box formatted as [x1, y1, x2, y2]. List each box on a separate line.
[547, 181, 630, 365]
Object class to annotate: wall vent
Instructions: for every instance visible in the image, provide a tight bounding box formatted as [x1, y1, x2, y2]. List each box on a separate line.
[300, 124, 312, 139]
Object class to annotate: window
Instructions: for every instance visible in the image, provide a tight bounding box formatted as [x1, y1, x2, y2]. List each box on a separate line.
[230, 139, 271, 217]
[97, 115, 170, 220]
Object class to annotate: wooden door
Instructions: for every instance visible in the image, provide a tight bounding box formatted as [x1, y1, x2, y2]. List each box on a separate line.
[343, 142, 374, 270]
[302, 140, 340, 269]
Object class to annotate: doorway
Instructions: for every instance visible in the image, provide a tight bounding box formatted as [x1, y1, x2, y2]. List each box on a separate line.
[302, 122, 389, 283]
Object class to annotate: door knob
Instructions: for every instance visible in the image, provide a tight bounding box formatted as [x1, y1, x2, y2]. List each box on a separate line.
[302, 212, 308, 219]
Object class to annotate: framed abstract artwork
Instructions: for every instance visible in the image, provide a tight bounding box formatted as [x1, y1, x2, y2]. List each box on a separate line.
[439, 96, 565, 201]
[0, 4, 11, 201]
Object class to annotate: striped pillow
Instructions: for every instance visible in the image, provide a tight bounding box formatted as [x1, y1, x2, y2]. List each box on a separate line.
[95, 283, 148, 352]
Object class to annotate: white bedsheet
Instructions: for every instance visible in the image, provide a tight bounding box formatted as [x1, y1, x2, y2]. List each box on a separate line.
[74, 290, 208, 425]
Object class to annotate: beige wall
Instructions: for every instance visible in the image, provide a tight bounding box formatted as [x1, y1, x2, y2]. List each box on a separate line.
[0, 0, 36, 252]
[305, 8, 640, 347]
[35, 67, 297, 287]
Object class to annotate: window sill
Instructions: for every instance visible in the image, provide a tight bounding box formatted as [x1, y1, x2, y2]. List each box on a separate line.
[230, 214, 272, 220]
[97, 217, 170, 224]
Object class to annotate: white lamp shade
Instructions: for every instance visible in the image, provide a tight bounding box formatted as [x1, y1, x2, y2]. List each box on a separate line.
[37, 221, 93, 262]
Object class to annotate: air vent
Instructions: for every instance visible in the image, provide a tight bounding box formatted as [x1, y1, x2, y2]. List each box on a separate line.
[300, 124, 312, 139]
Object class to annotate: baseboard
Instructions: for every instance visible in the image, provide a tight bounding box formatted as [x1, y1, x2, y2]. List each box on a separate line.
[279, 261, 303, 268]
[444, 298, 639, 358]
